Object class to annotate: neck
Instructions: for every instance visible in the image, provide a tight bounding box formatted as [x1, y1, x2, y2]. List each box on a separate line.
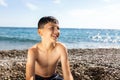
[40, 40, 55, 51]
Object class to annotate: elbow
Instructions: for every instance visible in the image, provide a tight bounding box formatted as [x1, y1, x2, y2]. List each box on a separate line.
[69, 75, 74, 80]
[70, 75, 74, 80]
[64, 73, 74, 80]
[26, 76, 34, 80]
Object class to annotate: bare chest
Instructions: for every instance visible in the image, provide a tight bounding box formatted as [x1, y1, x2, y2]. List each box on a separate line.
[36, 51, 60, 67]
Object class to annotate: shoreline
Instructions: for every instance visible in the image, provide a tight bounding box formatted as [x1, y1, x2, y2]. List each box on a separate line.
[0, 48, 120, 80]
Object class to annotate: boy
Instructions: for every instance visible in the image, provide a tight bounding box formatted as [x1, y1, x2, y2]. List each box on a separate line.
[26, 16, 73, 80]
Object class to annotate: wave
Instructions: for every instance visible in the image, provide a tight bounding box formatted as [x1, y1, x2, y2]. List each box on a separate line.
[91, 33, 120, 43]
[0, 36, 39, 43]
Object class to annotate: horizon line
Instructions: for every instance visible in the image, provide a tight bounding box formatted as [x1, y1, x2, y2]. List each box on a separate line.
[0, 26, 120, 30]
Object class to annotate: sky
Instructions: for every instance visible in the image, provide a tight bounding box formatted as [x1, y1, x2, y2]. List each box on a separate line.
[0, 0, 120, 29]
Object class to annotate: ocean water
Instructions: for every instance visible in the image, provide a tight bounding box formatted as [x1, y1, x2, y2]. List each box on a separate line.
[0, 27, 120, 50]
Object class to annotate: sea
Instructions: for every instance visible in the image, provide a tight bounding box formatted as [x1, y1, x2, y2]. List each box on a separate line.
[0, 27, 120, 50]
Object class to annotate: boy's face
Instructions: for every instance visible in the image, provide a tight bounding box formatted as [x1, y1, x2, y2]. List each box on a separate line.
[38, 22, 60, 42]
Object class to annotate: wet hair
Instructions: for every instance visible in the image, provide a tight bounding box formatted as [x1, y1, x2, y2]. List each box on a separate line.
[38, 16, 59, 29]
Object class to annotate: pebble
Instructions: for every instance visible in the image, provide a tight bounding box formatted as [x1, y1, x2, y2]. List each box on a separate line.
[0, 49, 120, 80]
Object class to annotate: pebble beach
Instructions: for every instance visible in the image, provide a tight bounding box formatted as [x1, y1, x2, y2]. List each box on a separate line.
[0, 48, 120, 80]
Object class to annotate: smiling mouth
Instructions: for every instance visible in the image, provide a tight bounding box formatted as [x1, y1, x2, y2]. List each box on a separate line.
[52, 34, 59, 39]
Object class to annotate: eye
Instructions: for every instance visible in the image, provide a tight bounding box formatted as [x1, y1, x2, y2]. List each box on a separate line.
[49, 27, 54, 30]
[51, 27, 54, 30]
[57, 27, 60, 30]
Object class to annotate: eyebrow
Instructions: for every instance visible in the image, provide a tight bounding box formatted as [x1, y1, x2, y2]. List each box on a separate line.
[49, 24, 59, 28]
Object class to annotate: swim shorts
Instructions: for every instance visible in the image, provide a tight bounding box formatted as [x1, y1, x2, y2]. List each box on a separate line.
[35, 73, 63, 80]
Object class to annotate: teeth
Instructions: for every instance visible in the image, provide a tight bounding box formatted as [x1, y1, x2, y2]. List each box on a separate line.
[53, 35, 57, 37]
[52, 34, 59, 39]
[53, 35, 58, 38]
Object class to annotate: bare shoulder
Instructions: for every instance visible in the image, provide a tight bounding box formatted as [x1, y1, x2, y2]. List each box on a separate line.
[56, 42, 68, 54]
[27, 44, 38, 58]
[56, 42, 66, 49]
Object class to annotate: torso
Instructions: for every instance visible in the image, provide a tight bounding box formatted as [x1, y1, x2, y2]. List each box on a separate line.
[33, 43, 61, 77]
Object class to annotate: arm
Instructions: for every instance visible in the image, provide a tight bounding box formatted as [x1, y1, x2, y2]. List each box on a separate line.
[59, 45, 73, 80]
[26, 48, 36, 80]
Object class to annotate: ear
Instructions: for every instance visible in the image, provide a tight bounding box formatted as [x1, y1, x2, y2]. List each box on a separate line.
[38, 29, 42, 36]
